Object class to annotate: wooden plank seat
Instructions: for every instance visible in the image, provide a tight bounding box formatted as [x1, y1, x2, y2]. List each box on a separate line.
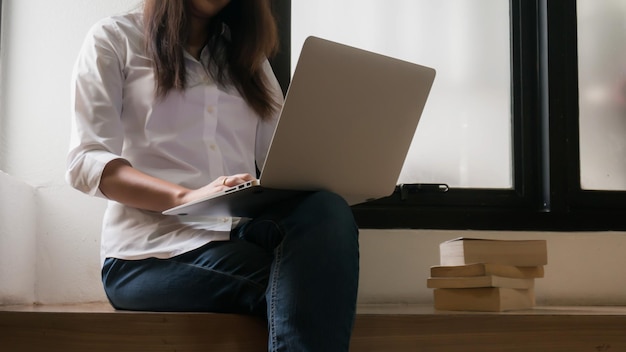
[1, 303, 625, 351]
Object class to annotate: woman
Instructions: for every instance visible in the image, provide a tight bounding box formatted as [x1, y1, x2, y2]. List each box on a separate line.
[66, 0, 360, 351]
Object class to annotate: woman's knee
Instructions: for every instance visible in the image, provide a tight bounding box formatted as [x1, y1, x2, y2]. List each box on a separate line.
[298, 191, 356, 226]
[302, 190, 350, 214]
[288, 191, 359, 252]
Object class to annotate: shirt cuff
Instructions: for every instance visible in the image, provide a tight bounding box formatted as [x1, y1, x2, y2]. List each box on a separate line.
[66, 150, 128, 199]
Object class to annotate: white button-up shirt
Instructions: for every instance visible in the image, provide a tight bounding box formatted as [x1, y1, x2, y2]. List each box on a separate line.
[66, 13, 281, 264]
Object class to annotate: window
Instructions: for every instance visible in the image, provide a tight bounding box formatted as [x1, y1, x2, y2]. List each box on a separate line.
[0, 0, 4, 133]
[577, 0, 626, 191]
[272, 0, 626, 231]
[292, 1, 512, 190]
[0, 0, 5, 160]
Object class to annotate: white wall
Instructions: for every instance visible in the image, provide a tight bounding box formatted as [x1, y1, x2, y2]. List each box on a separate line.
[0, 172, 36, 305]
[1, 0, 625, 306]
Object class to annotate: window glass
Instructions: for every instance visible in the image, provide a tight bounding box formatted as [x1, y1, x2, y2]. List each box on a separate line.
[291, 0, 512, 188]
[577, 0, 626, 191]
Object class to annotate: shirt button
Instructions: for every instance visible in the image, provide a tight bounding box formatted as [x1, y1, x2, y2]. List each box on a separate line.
[206, 106, 214, 113]
[209, 144, 217, 151]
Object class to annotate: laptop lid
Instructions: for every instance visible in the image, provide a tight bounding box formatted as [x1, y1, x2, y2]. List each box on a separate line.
[258, 36, 436, 205]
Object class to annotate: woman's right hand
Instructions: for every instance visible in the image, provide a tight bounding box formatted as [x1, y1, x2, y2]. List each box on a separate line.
[178, 173, 256, 206]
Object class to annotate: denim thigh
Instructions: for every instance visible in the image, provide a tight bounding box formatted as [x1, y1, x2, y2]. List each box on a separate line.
[102, 240, 272, 314]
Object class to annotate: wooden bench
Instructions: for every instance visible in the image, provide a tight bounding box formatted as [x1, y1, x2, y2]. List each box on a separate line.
[1, 303, 625, 351]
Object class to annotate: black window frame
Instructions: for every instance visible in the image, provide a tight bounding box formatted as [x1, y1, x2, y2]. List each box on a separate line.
[272, 0, 626, 231]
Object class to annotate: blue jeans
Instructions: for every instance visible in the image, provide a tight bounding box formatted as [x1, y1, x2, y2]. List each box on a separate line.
[102, 191, 360, 352]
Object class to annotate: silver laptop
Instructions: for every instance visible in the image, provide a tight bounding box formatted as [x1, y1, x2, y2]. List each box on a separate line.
[163, 36, 436, 217]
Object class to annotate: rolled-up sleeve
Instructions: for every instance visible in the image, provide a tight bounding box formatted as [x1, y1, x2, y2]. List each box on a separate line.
[66, 19, 127, 198]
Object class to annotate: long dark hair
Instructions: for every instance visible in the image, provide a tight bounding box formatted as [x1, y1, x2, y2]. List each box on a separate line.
[143, 0, 280, 119]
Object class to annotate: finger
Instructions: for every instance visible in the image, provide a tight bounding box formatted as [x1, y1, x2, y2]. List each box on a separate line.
[225, 174, 255, 186]
[231, 173, 255, 181]
[213, 176, 227, 187]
